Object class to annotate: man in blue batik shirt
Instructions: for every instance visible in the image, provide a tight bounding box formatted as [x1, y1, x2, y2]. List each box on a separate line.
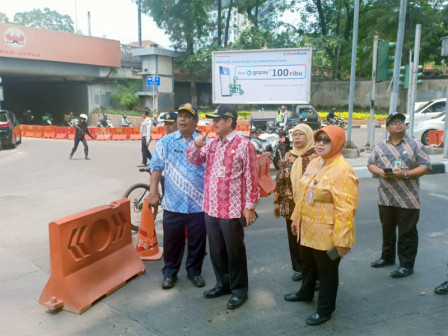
[148, 103, 207, 290]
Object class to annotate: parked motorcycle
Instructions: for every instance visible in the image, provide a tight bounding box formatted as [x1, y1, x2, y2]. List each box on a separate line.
[97, 119, 113, 127]
[321, 115, 347, 129]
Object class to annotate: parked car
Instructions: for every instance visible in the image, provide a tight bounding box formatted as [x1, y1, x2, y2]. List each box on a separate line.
[413, 113, 445, 145]
[405, 98, 446, 125]
[288, 105, 321, 130]
[0, 110, 22, 149]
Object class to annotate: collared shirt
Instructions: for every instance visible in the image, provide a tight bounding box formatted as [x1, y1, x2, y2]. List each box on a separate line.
[367, 134, 431, 209]
[187, 130, 260, 219]
[140, 117, 152, 138]
[149, 130, 205, 214]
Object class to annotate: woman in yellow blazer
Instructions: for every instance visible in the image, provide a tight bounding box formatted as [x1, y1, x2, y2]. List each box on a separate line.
[290, 125, 358, 326]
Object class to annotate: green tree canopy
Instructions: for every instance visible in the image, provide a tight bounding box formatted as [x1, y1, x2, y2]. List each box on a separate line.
[14, 8, 74, 33]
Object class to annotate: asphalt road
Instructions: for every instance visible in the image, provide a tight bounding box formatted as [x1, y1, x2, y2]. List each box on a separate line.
[0, 134, 447, 336]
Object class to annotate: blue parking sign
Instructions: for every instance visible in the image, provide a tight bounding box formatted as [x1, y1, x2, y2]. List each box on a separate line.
[146, 76, 161, 87]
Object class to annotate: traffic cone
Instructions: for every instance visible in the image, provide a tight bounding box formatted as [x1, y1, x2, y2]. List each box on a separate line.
[135, 198, 163, 260]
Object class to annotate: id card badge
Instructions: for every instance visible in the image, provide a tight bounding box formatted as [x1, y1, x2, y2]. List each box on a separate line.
[307, 190, 315, 204]
[218, 166, 226, 177]
[394, 160, 402, 169]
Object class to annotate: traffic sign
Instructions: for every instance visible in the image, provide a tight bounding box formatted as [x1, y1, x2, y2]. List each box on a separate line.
[146, 76, 161, 87]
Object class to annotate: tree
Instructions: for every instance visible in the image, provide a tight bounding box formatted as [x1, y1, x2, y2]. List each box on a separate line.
[110, 80, 141, 110]
[0, 13, 10, 23]
[140, 0, 214, 105]
[14, 8, 74, 33]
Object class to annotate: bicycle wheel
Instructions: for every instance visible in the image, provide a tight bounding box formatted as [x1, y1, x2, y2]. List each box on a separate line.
[123, 184, 162, 233]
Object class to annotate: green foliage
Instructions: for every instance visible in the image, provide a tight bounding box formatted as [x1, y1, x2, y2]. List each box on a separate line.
[109, 80, 141, 110]
[0, 13, 9, 23]
[234, 26, 266, 50]
[13, 8, 74, 32]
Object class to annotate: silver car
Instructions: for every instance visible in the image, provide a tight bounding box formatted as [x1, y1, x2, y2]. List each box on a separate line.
[412, 113, 445, 145]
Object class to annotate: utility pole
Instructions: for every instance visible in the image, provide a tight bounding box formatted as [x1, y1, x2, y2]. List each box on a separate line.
[409, 24, 421, 138]
[138, 0, 142, 47]
[367, 36, 378, 150]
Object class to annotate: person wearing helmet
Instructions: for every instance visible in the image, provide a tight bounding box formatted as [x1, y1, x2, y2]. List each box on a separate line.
[327, 107, 337, 125]
[69, 113, 94, 160]
[121, 114, 131, 127]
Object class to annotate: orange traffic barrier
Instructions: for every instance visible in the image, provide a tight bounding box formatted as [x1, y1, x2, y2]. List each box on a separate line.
[43, 126, 56, 138]
[55, 126, 69, 139]
[236, 124, 250, 136]
[111, 127, 129, 140]
[68, 127, 76, 140]
[22, 125, 36, 137]
[135, 198, 163, 260]
[428, 130, 444, 146]
[257, 153, 275, 197]
[96, 127, 112, 140]
[34, 125, 44, 138]
[86, 127, 96, 141]
[202, 125, 217, 138]
[151, 126, 164, 140]
[39, 198, 145, 314]
[129, 127, 142, 140]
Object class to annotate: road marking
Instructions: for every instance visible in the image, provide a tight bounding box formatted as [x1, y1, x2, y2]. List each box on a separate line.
[429, 192, 448, 201]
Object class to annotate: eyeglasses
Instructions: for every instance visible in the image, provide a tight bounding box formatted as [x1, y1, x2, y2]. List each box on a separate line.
[315, 136, 331, 145]
[388, 120, 404, 125]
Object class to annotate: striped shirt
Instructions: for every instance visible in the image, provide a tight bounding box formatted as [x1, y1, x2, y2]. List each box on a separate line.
[367, 135, 431, 209]
[149, 130, 205, 214]
[187, 131, 260, 219]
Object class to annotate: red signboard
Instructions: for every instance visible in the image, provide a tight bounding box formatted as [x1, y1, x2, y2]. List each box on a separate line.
[0, 23, 121, 67]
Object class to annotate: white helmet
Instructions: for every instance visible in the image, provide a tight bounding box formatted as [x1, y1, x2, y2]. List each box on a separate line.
[79, 114, 88, 121]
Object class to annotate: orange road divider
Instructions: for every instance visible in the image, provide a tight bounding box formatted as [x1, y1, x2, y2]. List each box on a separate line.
[55, 126, 69, 139]
[236, 124, 250, 136]
[135, 198, 163, 260]
[129, 127, 142, 140]
[43, 126, 56, 138]
[86, 127, 96, 141]
[151, 126, 164, 140]
[22, 125, 36, 137]
[39, 198, 145, 314]
[34, 125, 44, 138]
[428, 130, 444, 146]
[202, 125, 217, 138]
[96, 127, 112, 140]
[110, 127, 129, 140]
[257, 153, 275, 197]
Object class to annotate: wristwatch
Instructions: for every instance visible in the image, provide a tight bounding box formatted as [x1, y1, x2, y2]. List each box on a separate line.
[404, 172, 409, 180]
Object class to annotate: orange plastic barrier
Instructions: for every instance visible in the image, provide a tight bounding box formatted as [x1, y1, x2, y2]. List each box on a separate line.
[111, 127, 129, 140]
[236, 124, 250, 136]
[39, 198, 145, 314]
[34, 126, 44, 138]
[96, 127, 112, 140]
[202, 125, 217, 138]
[22, 125, 36, 137]
[135, 198, 163, 260]
[151, 126, 164, 140]
[43, 126, 56, 138]
[428, 130, 444, 146]
[257, 153, 275, 197]
[68, 127, 76, 140]
[129, 127, 142, 140]
[55, 126, 69, 139]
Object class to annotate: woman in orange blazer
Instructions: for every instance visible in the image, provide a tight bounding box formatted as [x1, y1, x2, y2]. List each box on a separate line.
[290, 126, 359, 326]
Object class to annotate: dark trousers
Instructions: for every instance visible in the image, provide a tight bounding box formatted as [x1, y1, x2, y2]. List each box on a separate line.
[71, 137, 88, 154]
[378, 205, 420, 269]
[141, 136, 152, 164]
[162, 211, 206, 277]
[298, 245, 341, 317]
[286, 218, 302, 272]
[205, 214, 248, 298]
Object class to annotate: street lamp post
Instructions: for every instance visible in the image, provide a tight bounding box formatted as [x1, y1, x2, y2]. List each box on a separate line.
[0, 77, 3, 110]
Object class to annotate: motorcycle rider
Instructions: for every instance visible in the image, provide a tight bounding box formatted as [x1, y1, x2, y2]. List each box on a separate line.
[100, 113, 108, 127]
[121, 114, 131, 127]
[69, 113, 94, 160]
[327, 107, 337, 125]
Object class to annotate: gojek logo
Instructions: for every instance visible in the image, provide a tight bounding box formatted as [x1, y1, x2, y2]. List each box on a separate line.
[4, 27, 26, 50]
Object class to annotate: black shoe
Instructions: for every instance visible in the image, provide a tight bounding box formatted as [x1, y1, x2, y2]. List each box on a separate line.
[371, 258, 395, 268]
[292, 271, 303, 281]
[162, 275, 178, 289]
[203, 287, 231, 299]
[284, 292, 312, 302]
[390, 267, 413, 278]
[227, 294, 247, 309]
[315, 280, 320, 291]
[305, 312, 331, 325]
[434, 281, 448, 295]
[187, 274, 205, 288]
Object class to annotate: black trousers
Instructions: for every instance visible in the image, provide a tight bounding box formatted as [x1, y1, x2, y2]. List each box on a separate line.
[298, 245, 341, 317]
[205, 214, 248, 298]
[286, 218, 302, 272]
[162, 211, 206, 277]
[72, 137, 88, 152]
[378, 205, 420, 269]
[141, 136, 152, 164]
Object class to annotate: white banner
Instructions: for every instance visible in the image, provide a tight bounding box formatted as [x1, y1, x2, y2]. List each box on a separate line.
[212, 48, 312, 104]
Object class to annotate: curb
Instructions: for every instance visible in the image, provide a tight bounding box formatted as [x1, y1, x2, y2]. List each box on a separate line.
[354, 161, 447, 179]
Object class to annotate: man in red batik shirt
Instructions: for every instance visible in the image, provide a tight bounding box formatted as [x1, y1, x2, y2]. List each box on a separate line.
[187, 104, 259, 310]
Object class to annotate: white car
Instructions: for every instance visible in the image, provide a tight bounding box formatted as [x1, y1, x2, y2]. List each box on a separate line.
[405, 98, 446, 125]
[412, 113, 445, 145]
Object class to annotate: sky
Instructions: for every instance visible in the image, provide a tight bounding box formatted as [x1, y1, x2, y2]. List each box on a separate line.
[1, 0, 173, 47]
